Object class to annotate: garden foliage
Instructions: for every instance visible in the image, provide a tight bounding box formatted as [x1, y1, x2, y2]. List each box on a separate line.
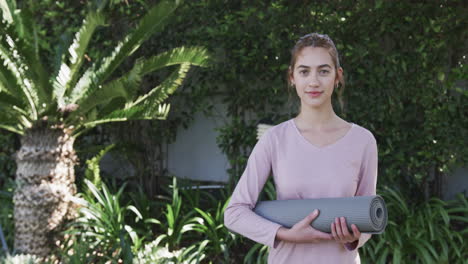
[0, 0, 466, 263]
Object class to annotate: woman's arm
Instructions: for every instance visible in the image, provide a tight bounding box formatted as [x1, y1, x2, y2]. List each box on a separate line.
[276, 210, 333, 244]
[223, 129, 283, 248]
[343, 135, 379, 250]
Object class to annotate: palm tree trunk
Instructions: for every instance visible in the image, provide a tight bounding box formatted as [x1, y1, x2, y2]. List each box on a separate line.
[13, 124, 78, 257]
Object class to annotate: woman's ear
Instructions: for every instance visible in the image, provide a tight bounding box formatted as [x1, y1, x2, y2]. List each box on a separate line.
[335, 67, 344, 85]
[288, 66, 295, 86]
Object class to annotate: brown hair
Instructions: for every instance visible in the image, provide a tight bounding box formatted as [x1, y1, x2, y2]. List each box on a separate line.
[287, 33, 345, 92]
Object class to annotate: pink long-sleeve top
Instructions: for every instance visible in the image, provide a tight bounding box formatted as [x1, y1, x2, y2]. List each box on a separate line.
[224, 119, 378, 264]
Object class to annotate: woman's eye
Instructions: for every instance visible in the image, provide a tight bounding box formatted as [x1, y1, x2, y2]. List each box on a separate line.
[320, 70, 330, 74]
[299, 70, 309, 75]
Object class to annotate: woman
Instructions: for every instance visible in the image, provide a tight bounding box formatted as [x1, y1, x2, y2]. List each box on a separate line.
[224, 33, 378, 263]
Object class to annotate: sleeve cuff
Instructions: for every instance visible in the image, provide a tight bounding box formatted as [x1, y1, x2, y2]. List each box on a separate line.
[271, 224, 283, 249]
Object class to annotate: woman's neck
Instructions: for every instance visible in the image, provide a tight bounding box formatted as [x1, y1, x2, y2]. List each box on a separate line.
[295, 103, 339, 130]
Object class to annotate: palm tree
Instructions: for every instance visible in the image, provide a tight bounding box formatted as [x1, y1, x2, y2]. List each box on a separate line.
[0, 0, 208, 257]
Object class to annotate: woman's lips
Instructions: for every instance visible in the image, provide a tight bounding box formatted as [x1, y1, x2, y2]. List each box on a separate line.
[306, 91, 323, 97]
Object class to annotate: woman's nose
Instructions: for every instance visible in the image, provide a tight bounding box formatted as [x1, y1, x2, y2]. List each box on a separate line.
[308, 73, 320, 86]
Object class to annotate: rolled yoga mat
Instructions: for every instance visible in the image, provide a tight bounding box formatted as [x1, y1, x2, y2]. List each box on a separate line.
[254, 195, 387, 234]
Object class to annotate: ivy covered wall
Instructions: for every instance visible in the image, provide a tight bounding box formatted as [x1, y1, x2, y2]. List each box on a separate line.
[2, 0, 467, 202]
[158, 0, 468, 201]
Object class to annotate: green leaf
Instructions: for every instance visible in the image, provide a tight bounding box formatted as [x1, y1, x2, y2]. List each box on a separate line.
[124, 224, 139, 245]
[128, 63, 191, 109]
[0, 11, 50, 109]
[144, 218, 161, 226]
[0, 35, 38, 118]
[70, 0, 180, 105]
[376, 247, 389, 264]
[70, 60, 144, 115]
[81, 103, 170, 128]
[139, 46, 209, 75]
[54, 11, 105, 108]
[0, 92, 30, 128]
[0, 38, 26, 100]
[98, 0, 179, 81]
[75, 61, 192, 130]
[393, 247, 401, 264]
[84, 179, 106, 206]
[437, 72, 445, 81]
[71, 46, 208, 115]
[0, 91, 26, 113]
[411, 239, 434, 263]
[0, 123, 23, 134]
[127, 205, 143, 221]
[0, 0, 15, 24]
[194, 208, 215, 227]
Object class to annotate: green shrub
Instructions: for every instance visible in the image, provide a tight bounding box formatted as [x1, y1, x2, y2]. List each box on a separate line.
[361, 187, 468, 264]
[190, 199, 235, 262]
[153, 177, 197, 252]
[65, 179, 144, 263]
[133, 238, 205, 264]
[244, 243, 269, 264]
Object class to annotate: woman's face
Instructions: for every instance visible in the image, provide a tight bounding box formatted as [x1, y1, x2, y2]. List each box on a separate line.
[290, 47, 342, 109]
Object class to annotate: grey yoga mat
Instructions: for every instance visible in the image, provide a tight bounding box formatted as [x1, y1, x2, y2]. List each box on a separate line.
[254, 195, 387, 234]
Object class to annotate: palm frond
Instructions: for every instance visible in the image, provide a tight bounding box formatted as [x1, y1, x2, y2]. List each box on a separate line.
[0, 91, 26, 112]
[68, 0, 179, 105]
[139, 46, 209, 75]
[0, 34, 38, 119]
[76, 62, 190, 131]
[0, 5, 50, 106]
[0, 108, 27, 126]
[0, 56, 26, 100]
[81, 103, 170, 128]
[18, 5, 40, 58]
[0, 124, 23, 135]
[0, 107, 25, 134]
[53, 11, 105, 108]
[69, 46, 206, 119]
[1, 0, 38, 45]
[0, 103, 18, 117]
[0, 0, 18, 29]
[96, 0, 179, 81]
[68, 59, 144, 118]
[128, 63, 191, 108]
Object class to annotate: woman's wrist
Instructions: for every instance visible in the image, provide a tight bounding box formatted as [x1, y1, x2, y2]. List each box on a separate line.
[276, 226, 294, 243]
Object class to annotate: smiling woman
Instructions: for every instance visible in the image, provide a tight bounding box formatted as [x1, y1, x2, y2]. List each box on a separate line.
[288, 34, 345, 112]
[224, 33, 379, 264]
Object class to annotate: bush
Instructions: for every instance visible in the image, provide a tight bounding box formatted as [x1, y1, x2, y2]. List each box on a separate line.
[133, 239, 205, 264]
[64, 179, 144, 263]
[361, 187, 468, 264]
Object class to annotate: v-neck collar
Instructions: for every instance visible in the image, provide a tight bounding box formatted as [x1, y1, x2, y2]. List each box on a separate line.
[290, 119, 355, 150]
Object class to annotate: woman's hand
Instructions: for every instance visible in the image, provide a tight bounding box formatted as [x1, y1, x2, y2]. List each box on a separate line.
[276, 209, 333, 243]
[330, 217, 361, 244]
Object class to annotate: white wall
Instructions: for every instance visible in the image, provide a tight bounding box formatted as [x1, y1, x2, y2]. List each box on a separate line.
[167, 100, 230, 183]
[443, 167, 468, 200]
